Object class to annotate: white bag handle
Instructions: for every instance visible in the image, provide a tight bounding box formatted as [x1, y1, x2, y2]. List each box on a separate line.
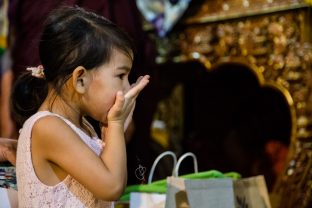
[173, 152, 198, 177]
[148, 151, 177, 184]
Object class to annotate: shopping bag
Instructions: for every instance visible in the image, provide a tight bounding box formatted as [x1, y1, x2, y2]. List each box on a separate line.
[121, 151, 240, 208]
[233, 175, 271, 208]
[165, 152, 224, 208]
[165, 175, 271, 208]
[129, 151, 177, 208]
[129, 192, 166, 208]
[165, 152, 236, 208]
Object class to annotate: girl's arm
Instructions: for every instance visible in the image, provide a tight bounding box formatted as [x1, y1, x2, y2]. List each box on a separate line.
[100, 75, 150, 194]
[32, 75, 149, 200]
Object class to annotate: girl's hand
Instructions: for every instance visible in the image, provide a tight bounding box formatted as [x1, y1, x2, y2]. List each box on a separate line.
[106, 75, 150, 127]
[124, 103, 135, 132]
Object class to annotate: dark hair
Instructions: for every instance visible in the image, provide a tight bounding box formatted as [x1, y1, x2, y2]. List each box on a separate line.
[11, 6, 135, 126]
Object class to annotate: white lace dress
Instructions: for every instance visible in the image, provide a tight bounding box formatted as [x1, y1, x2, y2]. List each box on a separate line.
[16, 111, 114, 208]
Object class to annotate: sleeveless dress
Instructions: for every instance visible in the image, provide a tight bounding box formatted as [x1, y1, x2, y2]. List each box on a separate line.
[16, 111, 114, 208]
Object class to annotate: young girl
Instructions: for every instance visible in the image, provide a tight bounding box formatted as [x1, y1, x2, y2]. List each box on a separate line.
[11, 6, 149, 207]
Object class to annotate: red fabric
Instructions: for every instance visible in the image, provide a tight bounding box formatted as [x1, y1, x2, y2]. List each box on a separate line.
[9, 0, 151, 78]
[10, 0, 75, 77]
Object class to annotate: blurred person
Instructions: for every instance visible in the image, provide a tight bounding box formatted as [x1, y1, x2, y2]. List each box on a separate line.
[0, 0, 17, 169]
[0, 0, 12, 138]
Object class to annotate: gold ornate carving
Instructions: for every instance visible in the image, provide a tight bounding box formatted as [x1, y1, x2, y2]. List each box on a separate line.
[153, 4, 312, 207]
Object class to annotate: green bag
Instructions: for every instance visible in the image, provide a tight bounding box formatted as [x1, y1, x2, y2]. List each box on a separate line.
[119, 151, 240, 202]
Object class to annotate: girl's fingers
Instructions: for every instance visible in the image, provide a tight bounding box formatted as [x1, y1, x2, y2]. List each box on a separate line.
[107, 75, 149, 124]
[124, 103, 135, 132]
[111, 91, 125, 111]
[136, 76, 144, 84]
[125, 75, 150, 99]
[129, 76, 144, 89]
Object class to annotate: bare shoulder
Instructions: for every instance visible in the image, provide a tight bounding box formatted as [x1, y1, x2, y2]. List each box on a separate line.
[32, 115, 74, 141]
[31, 115, 80, 157]
[31, 115, 100, 166]
[33, 115, 67, 130]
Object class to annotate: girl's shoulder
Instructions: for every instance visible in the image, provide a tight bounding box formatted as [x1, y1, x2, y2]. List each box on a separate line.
[30, 111, 100, 148]
[24, 111, 102, 155]
[26, 111, 80, 135]
[29, 112, 94, 162]
[24, 111, 60, 127]
[32, 112, 68, 132]
[31, 112, 78, 145]
[23, 111, 68, 134]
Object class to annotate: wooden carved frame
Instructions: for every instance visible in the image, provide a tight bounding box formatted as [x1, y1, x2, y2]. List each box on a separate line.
[152, 4, 311, 207]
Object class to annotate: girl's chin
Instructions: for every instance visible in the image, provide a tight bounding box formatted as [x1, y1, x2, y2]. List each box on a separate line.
[91, 113, 107, 124]
[99, 117, 108, 127]
[97, 121, 108, 129]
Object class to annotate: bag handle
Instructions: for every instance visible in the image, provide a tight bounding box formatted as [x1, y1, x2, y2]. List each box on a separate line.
[173, 152, 198, 177]
[148, 151, 177, 184]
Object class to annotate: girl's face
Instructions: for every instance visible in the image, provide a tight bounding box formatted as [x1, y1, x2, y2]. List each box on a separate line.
[82, 49, 132, 124]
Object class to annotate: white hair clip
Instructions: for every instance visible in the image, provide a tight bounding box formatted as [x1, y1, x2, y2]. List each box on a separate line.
[26, 65, 45, 78]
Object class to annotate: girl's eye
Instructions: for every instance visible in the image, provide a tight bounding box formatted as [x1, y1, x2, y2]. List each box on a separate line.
[118, 74, 126, 80]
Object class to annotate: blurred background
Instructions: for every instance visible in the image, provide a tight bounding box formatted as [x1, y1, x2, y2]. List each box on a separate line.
[0, 0, 311, 207]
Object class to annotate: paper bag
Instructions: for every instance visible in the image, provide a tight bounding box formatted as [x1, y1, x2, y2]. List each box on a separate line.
[127, 152, 199, 207]
[130, 192, 166, 208]
[233, 175, 271, 208]
[166, 177, 236, 208]
[165, 175, 271, 208]
[165, 177, 189, 208]
[129, 151, 177, 208]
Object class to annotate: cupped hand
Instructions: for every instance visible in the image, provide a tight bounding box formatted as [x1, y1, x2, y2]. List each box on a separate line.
[106, 75, 150, 126]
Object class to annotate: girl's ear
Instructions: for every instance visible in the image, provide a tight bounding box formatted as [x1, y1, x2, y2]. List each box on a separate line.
[72, 66, 89, 94]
